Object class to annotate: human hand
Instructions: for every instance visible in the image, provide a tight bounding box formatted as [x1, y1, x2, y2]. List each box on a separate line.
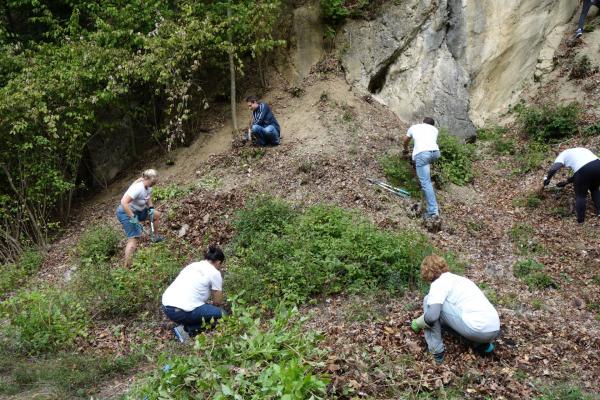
[543, 177, 550, 187]
[129, 215, 139, 225]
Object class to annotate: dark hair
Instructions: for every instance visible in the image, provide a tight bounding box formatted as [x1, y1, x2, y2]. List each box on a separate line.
[245, 95, 259, 103]
[423, 117, 435, 126]
[204, 245, 225, 262]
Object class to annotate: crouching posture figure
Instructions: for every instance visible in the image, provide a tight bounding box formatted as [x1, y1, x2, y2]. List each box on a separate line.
[412, 255, 500, 364]
[162, 246, 225, 343]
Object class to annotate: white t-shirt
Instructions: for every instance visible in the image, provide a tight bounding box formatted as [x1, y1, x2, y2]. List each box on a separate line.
[406, 123, 439, 160]
[124, 181, 152, 212]
[554, 148, 598, 173]
[427, 272, 500, 333]
[162, 261, 223, 311]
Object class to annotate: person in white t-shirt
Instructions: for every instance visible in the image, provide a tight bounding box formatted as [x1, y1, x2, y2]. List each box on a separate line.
[402, 117, 441, 219]
[411, 255, 500, 364]
[543, 147, 600, 223]
[162, 246, 225, 343]
[115, 169, 163, 267]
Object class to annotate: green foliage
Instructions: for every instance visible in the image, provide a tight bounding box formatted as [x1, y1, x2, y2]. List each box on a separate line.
[380, 154, 421, 197]
[0, 249, 44, 297]
[0, 289, 88, 354]
[477, 125, 516, 155]
[513, 192, 542, 208]
[569, 55, 593, 80]
[514, 142, 550, 174]
[77, 224, 120, 264]
[128, 305, 329, 399]
[435, 130, 476, 186]
[583, 121, 600, 137]
[509, 223, 544, 255]
[152, 183, 194, 202]
[0, 351, 143, 397]
[536, 384, 595, 400]
[227, 198, 432, 308]
[513, 259, 558, 290]
[515, 102, 580, 142]
[75, 244, 181, 318]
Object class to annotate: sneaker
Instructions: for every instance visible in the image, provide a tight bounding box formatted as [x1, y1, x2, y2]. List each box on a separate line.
[433, 351, 445, 364]
[474, 342, 495, 354]
[173, 325, 190, 343]
[152, 235, 165, 243]
[576, 28, 583, 39]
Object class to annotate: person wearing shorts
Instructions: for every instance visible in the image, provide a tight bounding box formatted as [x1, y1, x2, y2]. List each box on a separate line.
[116, 168, 163, 267]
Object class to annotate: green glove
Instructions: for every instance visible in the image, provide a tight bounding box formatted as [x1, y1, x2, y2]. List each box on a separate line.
[129, 215, 139, 225]
[148, 207, 155, 217]
[411, 314, 430, 333]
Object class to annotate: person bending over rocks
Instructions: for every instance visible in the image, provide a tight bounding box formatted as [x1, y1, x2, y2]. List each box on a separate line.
[162, 246, 225, 343]
[543, 147, 600, 223]
[116, 169, 163, 267]
[244, 95, 281, 146]
[411, 255, 500, 364]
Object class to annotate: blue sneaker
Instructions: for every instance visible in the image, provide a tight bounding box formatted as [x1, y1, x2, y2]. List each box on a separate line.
[433, 351, 445, 364]
[575, 28, 583, 39]
[173, 325, 190, 343]
[475, 342, 495, 354]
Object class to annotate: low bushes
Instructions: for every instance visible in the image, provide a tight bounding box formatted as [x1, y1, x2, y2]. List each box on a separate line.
[76, 224, 120, 264]
[513, 259, 558, 290]
[515, 102, 580, 142]
[226, 197, 432, 308]
[128, 306, 329, 399]
[436, 130, 476, 186]
[0, 249, 44, 297]
[380, 154, 421, 196]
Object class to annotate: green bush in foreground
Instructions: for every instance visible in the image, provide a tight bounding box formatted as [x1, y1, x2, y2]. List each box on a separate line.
[515, 102, 580, 142]
[75, 244, 181, 318]
[128, 305, 328, 400]
[436, 130, 476, 186]
[0, 289, 88, 354]
[77, 224, 120, 264]
[0, 249, 44, 297]
[227, 198, 432, 308]
[380, 154, 421, 197]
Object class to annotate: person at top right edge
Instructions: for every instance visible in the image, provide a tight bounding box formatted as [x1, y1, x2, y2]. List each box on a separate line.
[576, 0, 599, 39]
[543, 147, 600, 223]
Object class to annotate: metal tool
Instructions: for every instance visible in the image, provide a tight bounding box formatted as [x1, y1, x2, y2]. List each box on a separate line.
[367, 178, 411, 198]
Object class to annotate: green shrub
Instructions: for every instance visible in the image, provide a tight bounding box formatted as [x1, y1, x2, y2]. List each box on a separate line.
[583, 121, 600, 137]
[380, 154, 421, 197]
[513, 259, 558, 290]
[320, 0, 371, 23]
[569, 55, 593, 80]
[0, 249, 44, 297]
[514, 142, 550, 174]
[228, 198, 432, 308]
[515, 102, 580, 142]
[75, 244, 181, 318]
[435, 130, 476, 186]
[77, 224, 120, 264]
[128, 305, 329, 399]
[509, 223, 544, 255]
[477, 125, 516, 155]
[0, 289, 88, 354]
[537, 384, 595, 400]
[152, 183, 194, 202]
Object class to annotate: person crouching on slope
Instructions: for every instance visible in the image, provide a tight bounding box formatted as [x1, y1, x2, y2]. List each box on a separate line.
[543, 147, 600, 224]
[116, 168, 163, 268]
[411, 255, 500, 364]
[162, 246, 225, 343]
[245, 95, 281, 146]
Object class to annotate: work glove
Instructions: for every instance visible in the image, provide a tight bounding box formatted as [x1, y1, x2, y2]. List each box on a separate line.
[543, 177, 551, 187]
[556, 181, 568, 188]
[410, 314, 431, 334]
[402, 149, 410, 159]
[129, 215, 139, 225]
[148, 207, 155, 217]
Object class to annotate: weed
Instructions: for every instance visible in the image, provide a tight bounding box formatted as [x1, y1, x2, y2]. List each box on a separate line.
[498, 292, 519, 309]
[152, 183, 194, 202]
[77, 224, 120, 264]
[0, 249, 44, 297]
[515, 102, 580, 142]
[241, 147, 266, 162]
[531, 298, 544, 310]
[513, 259, 558, 290]
[435, 130, 476, 186]
[196, 176, 222, 190]
[0, 289, 88, 354]
[289, 86, 305, 97]
[593, 275, 600, 284]
[514, 142, 550, 174]
[380, 154, 421, 197]
[537, 383, 595, 399]
[513, 192, 542, 208]
[477, 126, 516, 155]
[479, 283, 498, 305]
[569, 54, 594, 80]
[75, 244, 182, 318]
[128, 305, 329, 399]
[583, 121, 600, 137]
[227, 198, 432, 308]
[550, 206, 571, 217]
[509, 223, 544, 255]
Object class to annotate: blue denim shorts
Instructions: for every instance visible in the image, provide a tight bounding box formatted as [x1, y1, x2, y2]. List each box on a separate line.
[116, 205, 148, 238]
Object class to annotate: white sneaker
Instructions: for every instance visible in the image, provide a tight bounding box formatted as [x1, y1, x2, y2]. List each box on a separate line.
[173, 325, 190, 343]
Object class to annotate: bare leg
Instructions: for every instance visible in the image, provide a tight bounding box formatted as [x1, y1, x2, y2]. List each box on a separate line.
[124, 238, 139, 267]
[152, 210, 161, 235]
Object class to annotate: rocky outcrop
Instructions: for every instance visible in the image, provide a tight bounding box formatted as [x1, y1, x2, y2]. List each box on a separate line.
[338, 0, 579, 137]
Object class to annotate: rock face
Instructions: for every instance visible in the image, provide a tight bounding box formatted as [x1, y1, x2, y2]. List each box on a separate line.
[339, 0, 579, 137]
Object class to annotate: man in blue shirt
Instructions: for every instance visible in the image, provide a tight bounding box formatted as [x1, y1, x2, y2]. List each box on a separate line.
[245, 95, 281, 146]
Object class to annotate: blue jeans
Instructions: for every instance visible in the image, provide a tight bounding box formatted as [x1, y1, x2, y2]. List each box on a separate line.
[414, 150, 440, 217]
[251, 124, 280, 146]
[163, 304, 222, 335]
[116, 205, 148, 238]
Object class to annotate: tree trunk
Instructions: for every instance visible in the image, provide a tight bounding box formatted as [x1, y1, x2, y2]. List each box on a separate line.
[228, 4, 238, 134]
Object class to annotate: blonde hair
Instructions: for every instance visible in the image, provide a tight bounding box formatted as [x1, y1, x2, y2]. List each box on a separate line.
[420, 254, 449, 282]
[135, 169, 158, 183]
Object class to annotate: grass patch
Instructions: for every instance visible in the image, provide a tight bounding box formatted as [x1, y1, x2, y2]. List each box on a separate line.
[514, 141, 550, 174]
[227, 197, 432, 308]
[128, 305, 329, 399]
[77, 224, 120, 264]
[0, 351, 144, 397]
[0, 249, 44, 298]
[152, 183, 194, 202]
[75, 244, 182, 318]
[513, 259, 558, 290]
[0, 288, 88, 355]
[513, 192, 542, 208]
[509, 223, 544, 255]
[435, 130, 476, 186]
[380, 154, 421, 197]
[515, 102, 580, 142]
[477, 125, 516, 155]
[478, 283, 497, 305]
[536, 383, 595, 399]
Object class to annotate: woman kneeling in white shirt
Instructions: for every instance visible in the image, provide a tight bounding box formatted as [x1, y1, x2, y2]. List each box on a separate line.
[411, 255, 500, 364]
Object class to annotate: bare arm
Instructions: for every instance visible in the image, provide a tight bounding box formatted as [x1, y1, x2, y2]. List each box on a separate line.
[211, 290, 223, 306]
[120, 195, 134, 217]
[402, 136, 411, 152]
